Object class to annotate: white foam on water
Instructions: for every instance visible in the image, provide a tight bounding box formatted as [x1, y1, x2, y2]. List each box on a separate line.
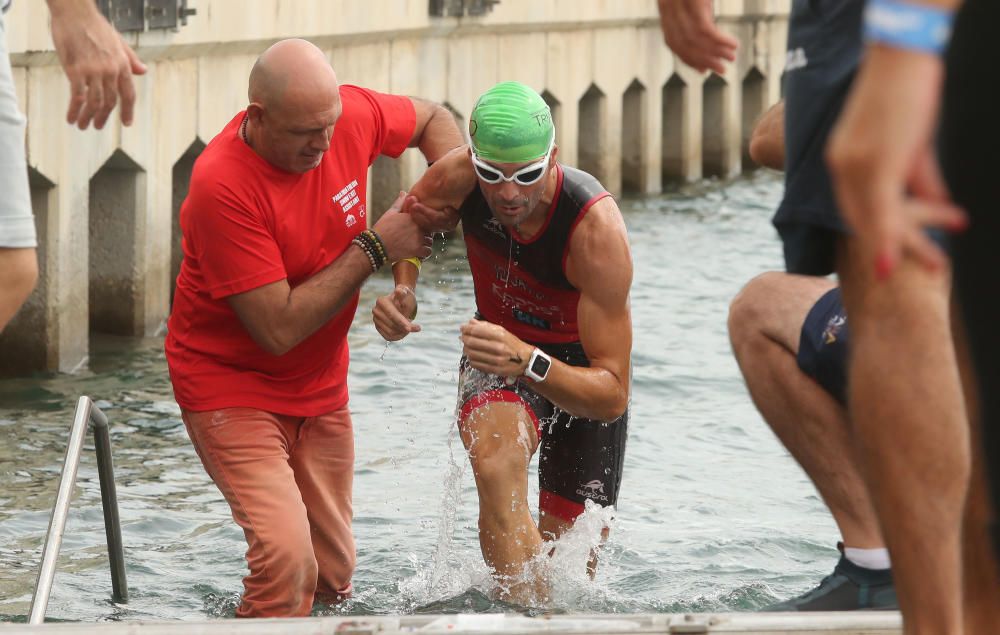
[397, 416, 494, 608]
[501, 499, 624, 610]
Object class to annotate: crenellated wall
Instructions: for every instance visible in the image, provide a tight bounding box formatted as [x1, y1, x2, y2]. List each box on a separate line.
[0, 0, 789, 376]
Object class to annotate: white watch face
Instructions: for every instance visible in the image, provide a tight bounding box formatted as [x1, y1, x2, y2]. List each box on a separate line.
[527, 350, 551, 380]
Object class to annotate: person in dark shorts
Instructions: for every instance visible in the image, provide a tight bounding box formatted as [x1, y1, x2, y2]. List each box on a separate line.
[773, 1, 864, 276]
[728, 271, 897, 612]
[372, 81, 633, 605]
[720, 92, 899, 611]
[826, 0, 1000, 631]
[659, 0, 904, 611]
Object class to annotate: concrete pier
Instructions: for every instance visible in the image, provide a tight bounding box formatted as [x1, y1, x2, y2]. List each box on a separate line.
[0, 0, 789, 376]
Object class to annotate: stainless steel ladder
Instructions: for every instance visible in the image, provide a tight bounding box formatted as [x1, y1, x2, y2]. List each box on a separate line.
[29, 396, 128, 624]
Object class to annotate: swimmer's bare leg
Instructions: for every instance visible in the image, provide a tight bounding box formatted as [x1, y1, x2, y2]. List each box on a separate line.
[459, 401, 544, 604]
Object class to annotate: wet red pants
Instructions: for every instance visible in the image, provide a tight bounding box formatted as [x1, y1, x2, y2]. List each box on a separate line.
[182, 406, 355, 617]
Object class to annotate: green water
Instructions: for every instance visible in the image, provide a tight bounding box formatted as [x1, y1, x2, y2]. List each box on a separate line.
[0, 172, 841, 621]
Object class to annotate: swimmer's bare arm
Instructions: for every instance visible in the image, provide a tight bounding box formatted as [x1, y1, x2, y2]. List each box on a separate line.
[460, 197, 633, 421]
[374, 146, 477, 341]
[408, 145, 477, 231]
[748, 100, 784, 170]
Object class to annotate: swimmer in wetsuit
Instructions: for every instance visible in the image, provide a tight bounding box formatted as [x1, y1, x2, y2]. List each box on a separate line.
[373, 81, 633, 604]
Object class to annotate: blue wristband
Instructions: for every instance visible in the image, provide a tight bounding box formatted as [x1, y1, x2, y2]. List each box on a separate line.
[863, 0, 954, 55]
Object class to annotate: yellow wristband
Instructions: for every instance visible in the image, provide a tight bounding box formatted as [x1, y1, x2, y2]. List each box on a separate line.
[399, 257, 422, 271]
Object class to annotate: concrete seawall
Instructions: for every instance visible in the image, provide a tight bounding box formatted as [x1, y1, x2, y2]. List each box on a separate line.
[0, 0, 789, 376]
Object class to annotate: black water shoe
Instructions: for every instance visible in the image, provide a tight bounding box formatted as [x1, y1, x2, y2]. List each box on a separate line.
[764, 545, 897, 611]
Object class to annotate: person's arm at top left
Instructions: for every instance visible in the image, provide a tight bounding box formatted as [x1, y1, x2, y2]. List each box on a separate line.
[657, 0, 738, 75]
[46, 0, 147, 130]
[459, 197, 633, 421]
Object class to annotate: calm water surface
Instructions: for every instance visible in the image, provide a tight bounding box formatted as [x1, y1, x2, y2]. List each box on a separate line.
[0, 172, 841, 622]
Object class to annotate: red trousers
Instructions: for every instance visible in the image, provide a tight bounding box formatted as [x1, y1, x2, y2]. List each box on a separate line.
[182, 406, 355, 617]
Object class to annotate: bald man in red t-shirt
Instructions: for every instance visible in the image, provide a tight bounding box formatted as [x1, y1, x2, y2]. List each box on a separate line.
[165, 39, 462, 617]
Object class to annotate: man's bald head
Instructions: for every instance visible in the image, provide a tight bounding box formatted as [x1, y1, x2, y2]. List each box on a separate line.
[244, 39, 343, 173]
[248, 39, 339, 110]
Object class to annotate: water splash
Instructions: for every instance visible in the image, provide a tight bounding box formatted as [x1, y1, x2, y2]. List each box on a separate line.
[514, 500, 622, 611]
[397, 415, 493, 610]
[201, 590, 240, 618]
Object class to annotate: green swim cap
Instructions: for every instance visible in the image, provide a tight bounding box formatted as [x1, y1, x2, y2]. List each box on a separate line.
[469, 81, 554, 163]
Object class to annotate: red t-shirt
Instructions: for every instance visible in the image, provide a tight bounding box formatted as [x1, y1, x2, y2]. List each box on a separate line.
[165, 85, 415, 416]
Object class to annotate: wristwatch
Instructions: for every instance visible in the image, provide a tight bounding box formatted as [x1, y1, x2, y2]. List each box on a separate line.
[523, 348, 553, 383]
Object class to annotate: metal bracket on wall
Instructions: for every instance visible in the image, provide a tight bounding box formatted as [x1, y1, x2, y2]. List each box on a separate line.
[465, 0, 500, 16]
[96, 0, 196, 33]
[429, 0, 499, 18]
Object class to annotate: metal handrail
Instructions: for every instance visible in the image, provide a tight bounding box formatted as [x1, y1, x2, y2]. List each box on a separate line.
[29, 396, 128, 624]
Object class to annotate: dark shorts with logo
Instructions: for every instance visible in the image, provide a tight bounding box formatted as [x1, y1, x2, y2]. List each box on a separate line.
[457, 340, 628, 522]
[796, 287, 849, 405]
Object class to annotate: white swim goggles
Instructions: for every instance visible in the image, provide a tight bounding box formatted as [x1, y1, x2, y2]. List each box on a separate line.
[470, 140, 554, 186]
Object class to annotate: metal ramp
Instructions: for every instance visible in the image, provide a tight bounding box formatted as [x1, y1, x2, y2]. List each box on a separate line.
[28, 396, 128, 624]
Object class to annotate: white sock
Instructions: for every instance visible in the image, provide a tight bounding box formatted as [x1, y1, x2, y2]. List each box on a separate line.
[844, 546, 891, 570]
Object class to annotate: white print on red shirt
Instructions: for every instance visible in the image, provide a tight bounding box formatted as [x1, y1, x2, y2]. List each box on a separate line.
[331, 179, 366, 228]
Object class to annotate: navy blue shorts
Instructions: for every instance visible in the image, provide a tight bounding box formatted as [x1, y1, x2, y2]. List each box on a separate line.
[796, 287, 850, 405]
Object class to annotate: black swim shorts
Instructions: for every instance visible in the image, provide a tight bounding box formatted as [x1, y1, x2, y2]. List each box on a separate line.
[456, 341, 628, 522]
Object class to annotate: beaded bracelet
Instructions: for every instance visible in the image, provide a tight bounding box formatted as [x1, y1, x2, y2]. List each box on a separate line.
[352, 236, 378, 272]
[364, 229, 388, 265]
[352, 232, 384, 272]
[355, 231, 376, 262]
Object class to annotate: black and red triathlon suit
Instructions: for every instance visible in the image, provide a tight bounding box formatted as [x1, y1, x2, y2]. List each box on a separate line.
[456, 163, 629, 522]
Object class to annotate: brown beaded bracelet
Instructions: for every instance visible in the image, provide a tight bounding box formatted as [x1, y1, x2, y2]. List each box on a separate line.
[363, 229, 387, 264]
[352, 235, 381, 272]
